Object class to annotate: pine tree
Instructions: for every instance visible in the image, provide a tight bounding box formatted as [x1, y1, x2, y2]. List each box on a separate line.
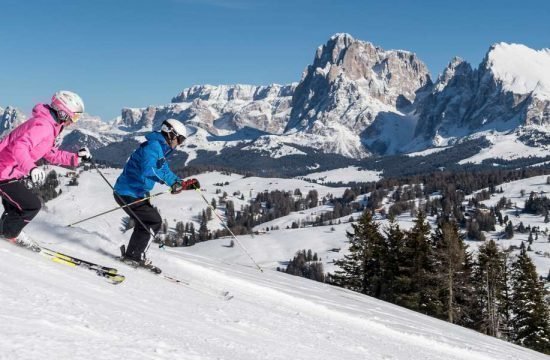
[331, 211, 385, 296]
[394, 211, 435, 313]
[509, 248, 550, 354]
[175, 221, 185, 246]
[504, 221, 514, 239]
[471, 240, 509, 337]
[199, 210, 209, 241]
[225, 201, 236, 228]
[382, 214, 405, 303]
[161, 218, 169, 235]
[431, 220, 472, 324]
[287, 250, 325, 282]
[188, 223, 196, 245]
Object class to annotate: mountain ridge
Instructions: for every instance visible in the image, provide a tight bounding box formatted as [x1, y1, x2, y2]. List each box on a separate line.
[2, 34, 549, 174]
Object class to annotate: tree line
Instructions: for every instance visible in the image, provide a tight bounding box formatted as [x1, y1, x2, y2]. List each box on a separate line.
[329, 210, 550, 354]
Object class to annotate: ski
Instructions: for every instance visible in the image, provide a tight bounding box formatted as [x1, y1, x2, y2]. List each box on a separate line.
[161, 273, 233, 301]
[117, 246, 232, 300]
[40, 246, 119, 275]
[4, 238, 125, 285]
[38, 247, 125, 285]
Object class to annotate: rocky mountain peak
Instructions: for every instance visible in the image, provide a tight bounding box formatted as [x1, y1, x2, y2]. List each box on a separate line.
[312, 33, 356, 70]
[172, 84, 294, 103]
[117, 106, 157, 130]
[285, 34, 432, 157]
[413, 42, 550, 146]
[71, 36, 550, 165]
[435, 57, 473, 92]
[0, 106, 26, 136]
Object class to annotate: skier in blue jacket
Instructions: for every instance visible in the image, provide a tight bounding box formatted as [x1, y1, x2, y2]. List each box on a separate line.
[114, 119, 199, 267]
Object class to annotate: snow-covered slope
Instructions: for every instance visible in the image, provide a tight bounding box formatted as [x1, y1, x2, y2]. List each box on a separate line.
[457, 131, 548, 165]
[488, 43, 550, 101]
[297, 166, 382, 184]
[1, 169, 548, 359]
[470, 174, 550, 274]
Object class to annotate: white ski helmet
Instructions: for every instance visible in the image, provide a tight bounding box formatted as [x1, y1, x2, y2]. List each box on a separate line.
[50, 90, 85, 123]
[161, 119, 187, 145]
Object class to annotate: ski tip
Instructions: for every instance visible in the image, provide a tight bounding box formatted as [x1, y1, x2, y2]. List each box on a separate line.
[108, 274, 126, 285]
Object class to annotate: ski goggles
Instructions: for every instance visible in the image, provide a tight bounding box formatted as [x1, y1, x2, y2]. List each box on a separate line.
[168, 129, 186, 145]
[71, 112, 83, 123]
[57, 110, 82, 123]
[176, 134, 186, 145]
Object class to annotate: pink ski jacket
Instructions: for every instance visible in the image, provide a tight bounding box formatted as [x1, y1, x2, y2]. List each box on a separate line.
[0, 103, 79, 181]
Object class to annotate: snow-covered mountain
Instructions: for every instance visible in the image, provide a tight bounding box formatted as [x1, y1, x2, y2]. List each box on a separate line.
[95, 35, 548, 167]
[0, 105, 26, 136]
[413, 43, 550, 149]
[4, 35, 550, 174]
[116, 83, 296, 135]
[107, 34, 433, 159]
[284, 33, 432, 157]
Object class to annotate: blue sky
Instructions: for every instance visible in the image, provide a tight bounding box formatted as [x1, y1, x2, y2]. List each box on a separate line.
[1, 0, 548, 121]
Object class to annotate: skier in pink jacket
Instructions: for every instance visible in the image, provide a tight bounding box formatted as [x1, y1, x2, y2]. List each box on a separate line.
[0, 91, 92, 247]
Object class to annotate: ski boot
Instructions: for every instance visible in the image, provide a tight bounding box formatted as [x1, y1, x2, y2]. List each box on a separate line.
[2, 232, 41, 252]
[119, 245, 161, 274]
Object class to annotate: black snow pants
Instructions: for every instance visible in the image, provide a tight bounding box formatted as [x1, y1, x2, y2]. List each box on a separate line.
[0, 181, 42, 238]
[114, 192, 162, 260]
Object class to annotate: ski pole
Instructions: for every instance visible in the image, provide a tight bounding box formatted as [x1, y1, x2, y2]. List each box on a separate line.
[89, 160, 161, 252]
[66, 190, 171, 227]
[194, 187, 264, 272]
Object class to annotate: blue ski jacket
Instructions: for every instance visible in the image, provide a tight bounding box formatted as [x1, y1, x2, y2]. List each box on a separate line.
[114, 132, 180, 198]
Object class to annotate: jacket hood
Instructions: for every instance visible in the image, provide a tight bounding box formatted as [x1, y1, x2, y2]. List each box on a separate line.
[31, 103, 63, 137]
[32, 103, 55, 120]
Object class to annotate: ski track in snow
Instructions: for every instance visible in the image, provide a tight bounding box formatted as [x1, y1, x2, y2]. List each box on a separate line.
[0, 168, 547, 360]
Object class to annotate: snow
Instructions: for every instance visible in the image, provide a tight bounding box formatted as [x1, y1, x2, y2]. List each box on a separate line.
[406, 146, 451, 157]
[0, 168, 548, 359]
[458, 131, 548, 165]
[471, 175, 550, 275]
[363, 111, 419, 155]
[488, 43, 550, 100]
[298, 166, 382, 184]
[240, 136, 307, 158]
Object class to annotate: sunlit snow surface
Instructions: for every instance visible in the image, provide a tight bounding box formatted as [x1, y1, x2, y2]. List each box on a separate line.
[488, 43, 550, 100]
[0, 168, 547, 360]
[458, 132, 548, 165]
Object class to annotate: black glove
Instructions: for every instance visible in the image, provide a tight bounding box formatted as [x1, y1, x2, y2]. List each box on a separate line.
[171, 178, 200, 194]
[77, 147, 92, 162]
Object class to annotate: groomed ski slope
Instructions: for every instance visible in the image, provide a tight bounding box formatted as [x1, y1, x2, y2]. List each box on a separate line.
[0, 169, 546, 360]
